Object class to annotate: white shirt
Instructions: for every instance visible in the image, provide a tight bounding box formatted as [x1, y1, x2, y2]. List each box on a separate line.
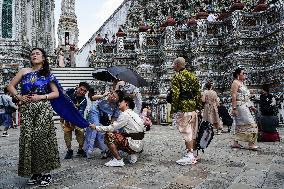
[96, 109, 144, 152]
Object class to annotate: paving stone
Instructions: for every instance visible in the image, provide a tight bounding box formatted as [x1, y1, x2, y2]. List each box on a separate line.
[0, 125, 283, 188]
[228, 183, 258, 189]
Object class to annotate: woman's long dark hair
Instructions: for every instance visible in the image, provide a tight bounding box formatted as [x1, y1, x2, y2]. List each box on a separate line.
[31, 47, 50, 76]
[233, 67, 244, 79]
[205, 81, 213, 90]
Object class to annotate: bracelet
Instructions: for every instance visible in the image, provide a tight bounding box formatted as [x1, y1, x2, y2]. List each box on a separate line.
[45, 94, 49, 100]
[12, 94, 19, 100]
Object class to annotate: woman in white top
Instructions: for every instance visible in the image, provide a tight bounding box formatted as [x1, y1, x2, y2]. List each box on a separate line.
[231, 68, 258, 150]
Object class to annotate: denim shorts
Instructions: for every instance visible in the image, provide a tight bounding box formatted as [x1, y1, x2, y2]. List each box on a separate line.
[0, 113, 12, 129]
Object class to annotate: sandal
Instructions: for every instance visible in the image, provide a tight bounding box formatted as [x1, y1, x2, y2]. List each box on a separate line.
[246, 146, 259, 151]
[192, 159, 198, 165]
[230, 144, 244, 149]
[194, 155, 200, 161]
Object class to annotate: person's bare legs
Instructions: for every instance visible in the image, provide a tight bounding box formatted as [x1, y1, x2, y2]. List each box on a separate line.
[214, 123, 222, 134]
[185, 140, 194, 152]
[64, 131, 72, 150]
[108, 143, 121, 160]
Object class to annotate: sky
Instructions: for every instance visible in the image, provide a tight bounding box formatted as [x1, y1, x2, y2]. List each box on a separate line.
[54, 0, 124, 48]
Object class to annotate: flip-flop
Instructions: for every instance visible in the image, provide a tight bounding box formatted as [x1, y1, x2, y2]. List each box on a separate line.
[192, 159, 198, 165]
[176, 157, 198, 166]
[194, 156, 200, 161]
[245, 146, 259, 151]
[230, 144, 244, 149]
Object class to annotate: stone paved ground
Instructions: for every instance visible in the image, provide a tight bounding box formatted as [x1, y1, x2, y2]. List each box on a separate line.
[0, 124, 283, 189]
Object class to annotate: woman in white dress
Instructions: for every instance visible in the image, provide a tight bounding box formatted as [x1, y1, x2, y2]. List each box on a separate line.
[231, 68, 258, 150]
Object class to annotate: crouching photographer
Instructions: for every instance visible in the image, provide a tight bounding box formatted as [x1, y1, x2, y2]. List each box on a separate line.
[89, 96, 145, 167]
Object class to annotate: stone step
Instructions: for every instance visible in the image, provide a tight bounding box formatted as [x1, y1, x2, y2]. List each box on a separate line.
[54, 77, 93, 80]
[52, 70, 94, 74]
[53, 115, 61, 125]
[51, 67, 94, 71]
[55, 80, 93, 84]
[52, 72, 93, 76]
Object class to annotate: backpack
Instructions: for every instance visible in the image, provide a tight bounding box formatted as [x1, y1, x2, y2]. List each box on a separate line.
[195, 120, 214, 153]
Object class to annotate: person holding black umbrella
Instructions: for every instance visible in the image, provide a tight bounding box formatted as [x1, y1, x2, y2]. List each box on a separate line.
[114, 80, 142, 114]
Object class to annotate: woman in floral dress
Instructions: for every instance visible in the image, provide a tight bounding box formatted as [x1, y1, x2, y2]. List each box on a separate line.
[8, 48, 60, 187]
[202, 81, 222, 134]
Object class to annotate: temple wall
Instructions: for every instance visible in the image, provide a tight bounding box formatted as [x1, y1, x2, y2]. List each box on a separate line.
[75, 0, 131, 67]
[89, 0, 284, 124]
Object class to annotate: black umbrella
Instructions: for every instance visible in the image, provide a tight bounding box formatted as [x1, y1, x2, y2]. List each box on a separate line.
[92, 69, 116, 82]
[92, 66, 147, 87]
[108, 66, 147, 87]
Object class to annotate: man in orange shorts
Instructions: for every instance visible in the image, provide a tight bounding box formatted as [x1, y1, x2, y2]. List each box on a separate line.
[61, 82, 90, 159]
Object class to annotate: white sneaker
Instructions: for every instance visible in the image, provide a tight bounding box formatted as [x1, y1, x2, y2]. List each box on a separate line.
[128, 154, 138, 164]
[176, 153, 197, 165]
[104, 158, 125, 167]
[86, 150, 94, 159]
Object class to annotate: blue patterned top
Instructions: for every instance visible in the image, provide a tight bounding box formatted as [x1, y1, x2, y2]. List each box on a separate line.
[18, 70, 89, 128]
[20, 71, 56, 95]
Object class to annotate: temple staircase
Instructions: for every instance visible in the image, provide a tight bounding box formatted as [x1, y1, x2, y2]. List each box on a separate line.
[51, 67, 94, 90]
[51, 67, 94, 125]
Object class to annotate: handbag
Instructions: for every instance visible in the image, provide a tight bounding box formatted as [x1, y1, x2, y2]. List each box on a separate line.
[166, 88, 172, 103]
[1, 96, 16, 114]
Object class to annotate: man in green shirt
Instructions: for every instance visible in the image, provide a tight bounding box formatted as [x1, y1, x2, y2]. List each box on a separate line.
[171, 57, 202, 165]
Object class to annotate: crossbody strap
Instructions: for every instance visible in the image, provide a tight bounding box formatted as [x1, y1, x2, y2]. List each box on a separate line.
[124, 111, 145, 140]
[126, 111, 144, 128]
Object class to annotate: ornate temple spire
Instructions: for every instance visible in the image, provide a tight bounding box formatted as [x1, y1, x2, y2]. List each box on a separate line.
[60, 0, 76, 18]
[57, 0, 79, 67]
[57, 0, 79, 48]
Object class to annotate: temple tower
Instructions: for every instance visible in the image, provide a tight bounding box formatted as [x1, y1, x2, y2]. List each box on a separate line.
[57, 0, 79, 67]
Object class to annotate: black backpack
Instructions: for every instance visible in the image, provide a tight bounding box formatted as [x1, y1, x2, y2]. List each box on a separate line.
[195, 120, 214, 153]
